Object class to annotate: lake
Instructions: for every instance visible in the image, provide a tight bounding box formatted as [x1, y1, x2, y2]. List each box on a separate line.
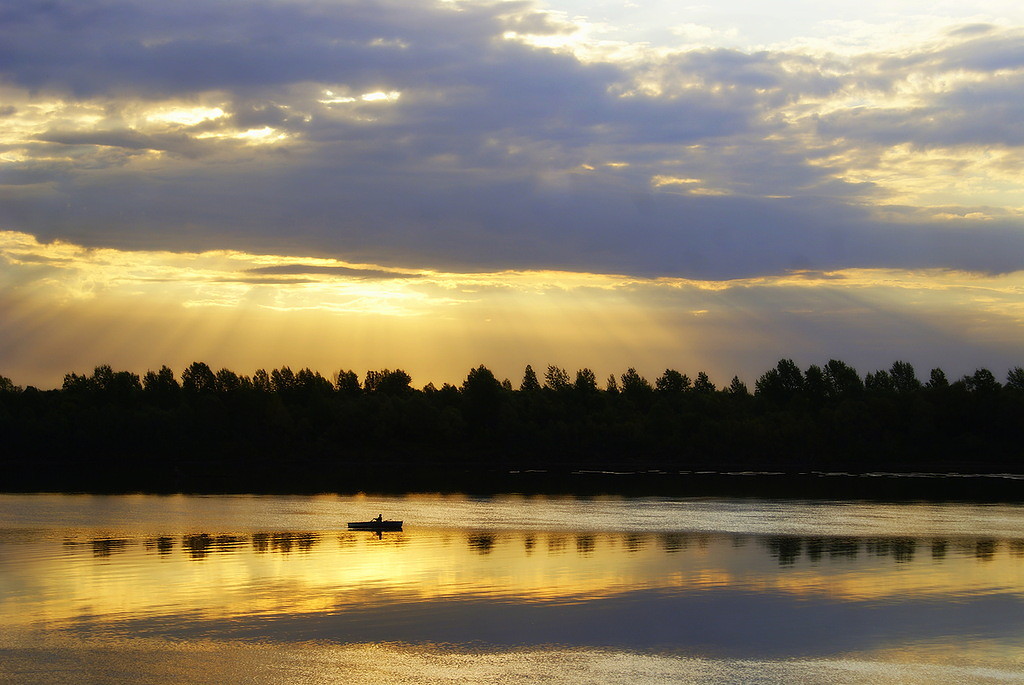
[1, 492, 1023, 683]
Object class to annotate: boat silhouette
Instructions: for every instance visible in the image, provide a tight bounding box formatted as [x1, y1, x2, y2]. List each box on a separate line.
[348, 517, 402, 531]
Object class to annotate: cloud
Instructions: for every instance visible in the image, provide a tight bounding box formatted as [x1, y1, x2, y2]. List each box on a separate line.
[246, 264, 420, 279]
[814, 59, 1024, 149]
[0, 1, 1023, 282]
[0, 0, 487, 95]
[38, 128, 207, 157]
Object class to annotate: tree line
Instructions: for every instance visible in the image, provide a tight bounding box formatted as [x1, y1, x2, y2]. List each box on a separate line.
[1, 359, 1022, 493]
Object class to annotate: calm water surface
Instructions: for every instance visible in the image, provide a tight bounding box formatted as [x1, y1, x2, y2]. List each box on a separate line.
[1, 493, 1023, 684]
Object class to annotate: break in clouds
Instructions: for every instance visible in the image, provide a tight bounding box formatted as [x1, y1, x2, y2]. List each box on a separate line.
[1, 0, 1024, 279]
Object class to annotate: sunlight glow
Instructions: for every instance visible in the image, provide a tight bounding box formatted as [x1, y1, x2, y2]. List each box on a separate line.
[651, 175, 732, 196]
[828, 144, 1024, 210]
[2, 230, 1023, 389]
[651, 176, 702, 187]
[359, 91, 401, 102]
[146, 106, 227, 127]
[319, 89, 402, 105]
[195, 126, 291, 144]
[1, 0, 1023, 485]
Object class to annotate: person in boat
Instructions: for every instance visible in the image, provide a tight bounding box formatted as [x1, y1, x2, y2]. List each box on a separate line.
[374, 514, 383, 523]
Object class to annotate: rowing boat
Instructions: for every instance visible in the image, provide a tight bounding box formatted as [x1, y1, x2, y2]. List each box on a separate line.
[347, 519, 403, 531]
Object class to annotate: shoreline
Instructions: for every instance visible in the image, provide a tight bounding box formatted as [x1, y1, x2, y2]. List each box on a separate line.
[4, 468, 1023, 502]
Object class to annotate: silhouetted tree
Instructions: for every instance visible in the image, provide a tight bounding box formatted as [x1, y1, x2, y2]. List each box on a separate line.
[804, 365, 828, 401]
[109, 370, 142, 397]
[143, 366, 180, 393]
[890, 361, 921, 394]
[271, 366, 297, 393]
[181, 362, 217, 393]
[335, 369, 361, 395]
[0, 374, 20, 393]
[965, 368, 1000, 394]
[141, 366, 180, 410]
[655, 369, 690, 393]
[249, 368, 270, 393]
[364, 369, 412, 395]
[574, 368, 598, 393]
[726, 376, 749, 396]
[462, 365, 504, 428]
[926, 368, 949, 390]
[295, 368, 332, 393]
[755, 359, 803, 402]
[380, 369, 413, 395]
[215, 368, 242, 393]
[775, 359, 804, 393]
[693, 371, 715, 393]
[91, 364, 115, 390]
[520, 365, 541, 392]
[823, 359, 862, 398]
[544, 365, 571, 392]
[62, 372, 93, 392]
[463, 365, 501, 395]
[620, 368, 652, 396]
[9, 355, 1024, 493]
[73, 365, 141, 399]
[865, 370, 894, 393]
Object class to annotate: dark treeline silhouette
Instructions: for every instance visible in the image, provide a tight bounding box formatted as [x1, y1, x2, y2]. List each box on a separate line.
[1, 359, 1023, 494]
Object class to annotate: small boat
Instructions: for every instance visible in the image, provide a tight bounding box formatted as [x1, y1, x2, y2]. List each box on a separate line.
[348, 519, 403, 531]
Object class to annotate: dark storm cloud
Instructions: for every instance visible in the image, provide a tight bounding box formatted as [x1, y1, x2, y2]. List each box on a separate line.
[3, 0, 684, 147]
[6, 160, 1022, 279]
[1, 0, 1023, 280]
[0, 0, 539, 96]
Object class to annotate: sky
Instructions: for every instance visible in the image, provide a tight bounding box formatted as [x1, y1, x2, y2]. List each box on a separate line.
[1, 0, 1023, 389]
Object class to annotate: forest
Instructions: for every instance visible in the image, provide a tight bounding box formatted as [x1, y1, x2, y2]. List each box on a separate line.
[1, 360, 1022, 494]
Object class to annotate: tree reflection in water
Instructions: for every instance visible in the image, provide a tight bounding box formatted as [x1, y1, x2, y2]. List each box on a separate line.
[69, 530, 1022, 568]
[5, 496, 1024, 683]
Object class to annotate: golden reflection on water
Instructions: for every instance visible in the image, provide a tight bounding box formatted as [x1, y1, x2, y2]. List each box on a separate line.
[4, 492, 1024, 683]
[4, 638, 1019, 685]
[3, 528, 1023, 634]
